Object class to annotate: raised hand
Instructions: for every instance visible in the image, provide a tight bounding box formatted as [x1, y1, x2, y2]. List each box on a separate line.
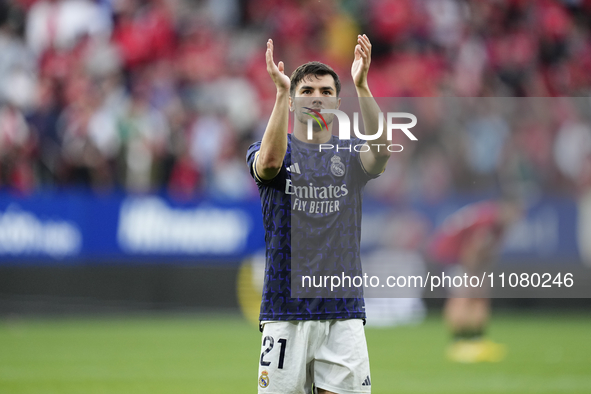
[266, 39, 290, 93]
[351, 34, 372, 89]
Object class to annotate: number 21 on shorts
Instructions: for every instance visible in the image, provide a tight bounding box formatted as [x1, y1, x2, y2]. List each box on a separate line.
[260, 336, 287, 369]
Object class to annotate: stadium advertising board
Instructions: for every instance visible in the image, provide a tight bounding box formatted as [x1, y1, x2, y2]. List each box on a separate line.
[0, 192, 265, 263]
[0, 192, 580, 264]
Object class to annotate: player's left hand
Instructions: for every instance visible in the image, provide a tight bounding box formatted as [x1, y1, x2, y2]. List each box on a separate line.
[351, 34, 371, 89]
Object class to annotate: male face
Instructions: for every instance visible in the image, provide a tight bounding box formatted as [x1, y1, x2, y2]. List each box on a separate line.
[290, 74, 340, 133]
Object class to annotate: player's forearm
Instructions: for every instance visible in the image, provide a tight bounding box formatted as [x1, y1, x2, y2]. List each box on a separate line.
[356, 85, 390, 156]
[357, 85, 390, 174]
[257, 90, 289, 178]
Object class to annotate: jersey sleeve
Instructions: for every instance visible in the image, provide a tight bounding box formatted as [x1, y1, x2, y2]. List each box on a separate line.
[246, 141, 288, 187]
[351, 138, 383, 184]
[246, 141, 264, 183]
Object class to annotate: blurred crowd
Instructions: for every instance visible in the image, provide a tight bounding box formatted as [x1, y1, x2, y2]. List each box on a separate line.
[1, 0, 591, 200]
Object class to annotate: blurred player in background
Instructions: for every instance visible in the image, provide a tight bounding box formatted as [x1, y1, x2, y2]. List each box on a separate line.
[429, 198, 522, 363]
[246, 34, 387, 393]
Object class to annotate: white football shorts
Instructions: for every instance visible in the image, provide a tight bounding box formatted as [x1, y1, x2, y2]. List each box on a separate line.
[257, 319, 371, 394]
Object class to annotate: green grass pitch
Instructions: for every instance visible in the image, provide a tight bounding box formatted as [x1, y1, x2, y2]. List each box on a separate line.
[1, 312, 590, 393]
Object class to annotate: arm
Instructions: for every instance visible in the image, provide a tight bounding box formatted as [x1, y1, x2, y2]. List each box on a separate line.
[255, 39, 291, 181]
[459, 228, 496, 273]
[352, 34, 390, 175]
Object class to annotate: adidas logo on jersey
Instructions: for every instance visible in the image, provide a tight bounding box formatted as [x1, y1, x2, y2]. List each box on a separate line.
[362, 376, 371, 386]
[286, 163, 301, 174]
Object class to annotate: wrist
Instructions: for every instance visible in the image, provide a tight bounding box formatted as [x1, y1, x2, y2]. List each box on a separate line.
[355, 84, 371, 96]
[276, 88, 289, 98]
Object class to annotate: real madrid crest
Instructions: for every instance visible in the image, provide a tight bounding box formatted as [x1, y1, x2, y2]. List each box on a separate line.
[259, 370, 270, 388]
[330, 155, 345, 177]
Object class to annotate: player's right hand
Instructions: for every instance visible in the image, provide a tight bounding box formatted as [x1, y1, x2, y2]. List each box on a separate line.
[266, 39, 290, 93]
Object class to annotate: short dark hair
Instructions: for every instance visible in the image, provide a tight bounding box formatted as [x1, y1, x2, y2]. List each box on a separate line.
[289, 61, 341, 97]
